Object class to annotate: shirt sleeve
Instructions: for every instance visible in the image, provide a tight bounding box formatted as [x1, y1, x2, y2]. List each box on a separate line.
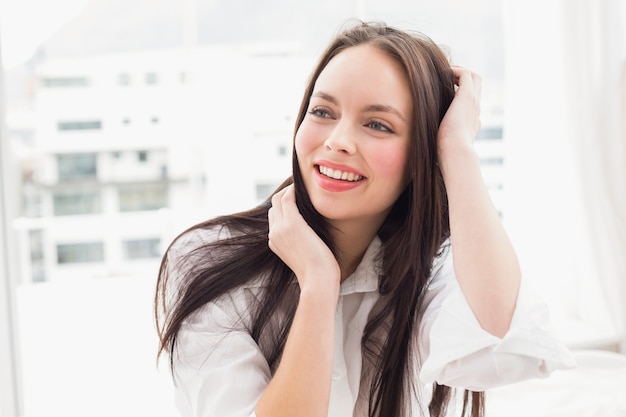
[172, 294, 270, 417]
[418, 249, 577, 391]
[165, 227, 270, 417]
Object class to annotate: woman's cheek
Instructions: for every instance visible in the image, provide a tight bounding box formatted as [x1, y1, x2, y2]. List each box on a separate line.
[368, 142, 409, 178]
[294, 121, 321, 157]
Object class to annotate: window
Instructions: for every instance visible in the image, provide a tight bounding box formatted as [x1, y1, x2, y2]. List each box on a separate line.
[56, 242, 104, 264]
[255, 182, 277, 201]
[476, 127, 503, 140]
[479, 157, 504, 165]
[29, 230, 46, 283]
[137, 150, 148, 162]
[145, 72, 158, 85]
[57, 120, 102, 131]
[42, 77, 89, 87]
[118, 183, 167, 212]
[57, 153, 97, 181]
[22, 193, 43, 218]
[118, 73, 131, 86]
[122, 238, 161, 260]
[53, 191, 101, 216]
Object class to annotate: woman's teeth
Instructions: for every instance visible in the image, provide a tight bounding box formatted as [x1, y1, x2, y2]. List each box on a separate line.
[318, 166, 363, 182]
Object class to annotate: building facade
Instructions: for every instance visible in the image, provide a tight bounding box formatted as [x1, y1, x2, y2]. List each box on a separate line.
[14, 45, 311, 283]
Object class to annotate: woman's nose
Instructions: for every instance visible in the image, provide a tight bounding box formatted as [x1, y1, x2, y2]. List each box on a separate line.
[323, 122, 357, 154]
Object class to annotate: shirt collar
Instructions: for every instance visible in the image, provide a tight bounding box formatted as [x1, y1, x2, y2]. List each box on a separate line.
[338, 236, 382, 296]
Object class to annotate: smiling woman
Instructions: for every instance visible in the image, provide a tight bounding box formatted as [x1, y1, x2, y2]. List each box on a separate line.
[155, 21, 574, 417]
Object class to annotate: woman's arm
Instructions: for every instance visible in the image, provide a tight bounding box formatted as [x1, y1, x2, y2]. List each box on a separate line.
[437, 67, 521, 337]
[255, 185, 341, 417]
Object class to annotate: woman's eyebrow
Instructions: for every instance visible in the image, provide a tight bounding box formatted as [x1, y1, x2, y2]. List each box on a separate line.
[363, 104, 406, 122]
[311, 91, 338, 104]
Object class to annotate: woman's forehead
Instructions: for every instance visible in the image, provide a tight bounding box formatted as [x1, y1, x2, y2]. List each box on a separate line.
[312, 44, 412, 114]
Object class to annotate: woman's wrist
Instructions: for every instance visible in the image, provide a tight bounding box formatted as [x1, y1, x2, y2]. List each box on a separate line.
[298, 273, 341, 308]
[437, 139, 479, 179]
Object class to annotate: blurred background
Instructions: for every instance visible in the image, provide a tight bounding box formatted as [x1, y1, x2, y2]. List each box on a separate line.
[0, 0, 624, 416]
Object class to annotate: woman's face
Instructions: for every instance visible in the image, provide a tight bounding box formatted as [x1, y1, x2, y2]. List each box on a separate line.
[295, 44, 413, 229]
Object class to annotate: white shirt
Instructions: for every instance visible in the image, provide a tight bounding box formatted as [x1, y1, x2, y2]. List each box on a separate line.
[166, 227, 576, 417]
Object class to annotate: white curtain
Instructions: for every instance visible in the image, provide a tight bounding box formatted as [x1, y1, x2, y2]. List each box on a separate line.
[502, 0, 626, 351]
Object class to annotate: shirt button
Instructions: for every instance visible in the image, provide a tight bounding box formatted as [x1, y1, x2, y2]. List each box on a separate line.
[331, 370, 341, 381]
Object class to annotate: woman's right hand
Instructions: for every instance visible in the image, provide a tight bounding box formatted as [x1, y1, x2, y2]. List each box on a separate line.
[259, 184, 339, 417]
[268, 185, 341, 294]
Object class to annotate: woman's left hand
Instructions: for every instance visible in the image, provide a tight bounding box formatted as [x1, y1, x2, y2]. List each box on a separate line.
[437, 66, 482, 153]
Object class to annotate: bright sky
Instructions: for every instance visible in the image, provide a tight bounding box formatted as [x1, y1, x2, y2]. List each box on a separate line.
[0, 0, 89, 69]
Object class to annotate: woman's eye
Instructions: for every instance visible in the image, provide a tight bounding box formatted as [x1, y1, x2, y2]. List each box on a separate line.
[308, 107, 332, 118]
[368, 120, 393, 133]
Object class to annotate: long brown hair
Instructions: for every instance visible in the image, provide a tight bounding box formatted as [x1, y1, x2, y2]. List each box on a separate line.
[155, 21, 484, 417]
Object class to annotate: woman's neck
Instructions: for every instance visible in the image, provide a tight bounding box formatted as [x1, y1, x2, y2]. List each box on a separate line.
[329, 219, 381, 281]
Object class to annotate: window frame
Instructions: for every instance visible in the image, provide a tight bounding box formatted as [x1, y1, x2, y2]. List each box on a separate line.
[0, 31, 22, 417]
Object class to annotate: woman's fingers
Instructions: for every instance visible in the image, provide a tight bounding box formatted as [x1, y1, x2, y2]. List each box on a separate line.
[269, 187, 286, 215]
[437, 66, 483, 153]
[268, 186, 292, 237]
[451, 66, 479, 83]
[268, 185, 301, 254]
[451, 66, 481, 99]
